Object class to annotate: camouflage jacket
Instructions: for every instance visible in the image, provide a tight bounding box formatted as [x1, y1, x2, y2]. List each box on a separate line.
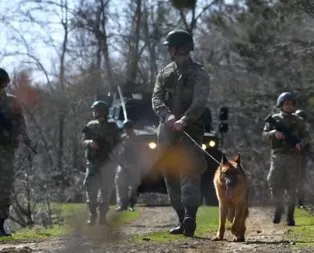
[152, 58, 210, 143]
[0, 91, 26, 148]
[262, 112, 310, 154]
[82, 119, 121, 162]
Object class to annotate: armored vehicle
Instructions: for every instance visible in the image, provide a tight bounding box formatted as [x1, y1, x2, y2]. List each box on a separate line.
[101, 92, 228, 205]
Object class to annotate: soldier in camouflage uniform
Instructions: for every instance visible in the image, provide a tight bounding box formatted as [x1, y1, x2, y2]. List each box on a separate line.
[262, 92, 309, 226]
[0, 68, 27, 236]
[115, 119, 141, 212]
[295, 109, 310, 208]
[82, 101, 121, 225]
[152, 30, 210, 237]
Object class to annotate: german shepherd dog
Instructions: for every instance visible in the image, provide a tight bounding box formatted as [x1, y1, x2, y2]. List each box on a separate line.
[211, 153, 249, 242]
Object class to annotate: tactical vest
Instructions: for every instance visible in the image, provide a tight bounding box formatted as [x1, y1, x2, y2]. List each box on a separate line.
[83, 121, 119, 161]
[270, 113, 302, 152]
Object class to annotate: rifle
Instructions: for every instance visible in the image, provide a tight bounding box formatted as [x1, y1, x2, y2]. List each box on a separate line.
[82, 126, 128, 169]
[82, 126, 113, 161]
[264, 114, 301, 148]
[0, 112, 37, 154]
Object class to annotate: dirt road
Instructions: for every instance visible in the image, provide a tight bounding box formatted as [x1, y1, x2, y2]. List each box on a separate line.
[0, 206, 310, 253]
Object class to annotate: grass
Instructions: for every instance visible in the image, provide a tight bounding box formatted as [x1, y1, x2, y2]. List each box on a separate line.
[110, 210, 141, 227]
[133, 206, 220, 242]
[0, 203, 140, 243]
[2, 203, 314, 249]
[284, 208, 314, 250]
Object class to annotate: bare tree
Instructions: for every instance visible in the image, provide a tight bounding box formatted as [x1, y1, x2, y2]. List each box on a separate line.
[74, 0, 114, 92]
[57, 0, 70, 175]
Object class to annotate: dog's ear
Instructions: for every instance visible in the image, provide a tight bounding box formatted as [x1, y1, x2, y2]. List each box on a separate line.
[234, 153, 240, 164]
[221, 153, 228, 165]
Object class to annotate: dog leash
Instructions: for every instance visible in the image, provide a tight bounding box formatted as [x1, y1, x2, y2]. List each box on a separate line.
[183, 131, 221, 165]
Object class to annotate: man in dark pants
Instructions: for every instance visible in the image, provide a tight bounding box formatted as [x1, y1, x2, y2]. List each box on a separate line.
[152, 30, 210, 237]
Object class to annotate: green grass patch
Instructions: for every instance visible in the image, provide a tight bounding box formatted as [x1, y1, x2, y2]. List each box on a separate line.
[133, 206, 219, 242]
[284, 208, 314, 250]
[110, 210, 141, 227]
[0, 225, 69, 243]
[1, 203, 141, 243]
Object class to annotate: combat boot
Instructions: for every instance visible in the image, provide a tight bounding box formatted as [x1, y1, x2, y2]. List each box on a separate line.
[298, 198, 304, 208]
[87, 204, 97, 226]
[182, 206, 198, 237]
[182, 217, 196, 237]
[287, 205, 295, 226]
[115, 200, 128, 212]
[169, 209, 185, 235]
[115, 205, 128, 212]
[169, 224, 184, 234]
[0, 230, 11, 237]
[0, 219, 11, 237]
[87, 214, 97, 226]
[273, 205, 284, 224]
[128, 196, 137, 211]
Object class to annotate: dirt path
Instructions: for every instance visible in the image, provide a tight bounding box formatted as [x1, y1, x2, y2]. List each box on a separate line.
[0, 206, 307, 253]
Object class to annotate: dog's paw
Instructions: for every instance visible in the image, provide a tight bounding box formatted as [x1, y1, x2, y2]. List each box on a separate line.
[232, 237, 245, 242]
[211, 236, 223, 241]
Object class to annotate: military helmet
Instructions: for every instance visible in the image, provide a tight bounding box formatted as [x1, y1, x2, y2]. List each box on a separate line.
[276, 92, 296, 107]
[0, 68, 10, 86]
[123, 119, 134, 129]
[163, 29, 194, 51]
[91, 100, 109, 115]
[295, 109, 307, 120]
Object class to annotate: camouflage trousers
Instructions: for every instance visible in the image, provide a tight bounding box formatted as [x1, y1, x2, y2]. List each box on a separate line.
[157, 125, 206, 220]
[267, 152, 301, 207]
[163, 171, 201, 211]
[0, 147, 15, 219]
[159, 142, 205, 214]
[115, 165, 141, 208]
[84, 160, 117, 219]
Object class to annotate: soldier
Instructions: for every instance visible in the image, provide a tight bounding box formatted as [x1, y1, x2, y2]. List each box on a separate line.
[262, 92, 309, 226]
[82, 100, 121, 225]
[115, 119, 141, 212]
[295, 109, 310, 208]
[152, 29, 210, 237]
[0, 68, 27, 236]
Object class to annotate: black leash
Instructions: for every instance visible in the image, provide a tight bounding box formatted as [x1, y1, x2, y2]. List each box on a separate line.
[183, 130, 221, 165]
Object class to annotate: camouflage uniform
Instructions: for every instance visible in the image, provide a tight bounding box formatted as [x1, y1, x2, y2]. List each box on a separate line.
[0, 90, 26, 235]
[82, 118, 121, 225]
[115, 132, 141, 210]
[263, 111, 309, 224]
[152, 58, 210, 234]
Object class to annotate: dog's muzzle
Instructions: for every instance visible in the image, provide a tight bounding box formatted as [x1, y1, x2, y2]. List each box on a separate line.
[225, 177, 237, 198]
